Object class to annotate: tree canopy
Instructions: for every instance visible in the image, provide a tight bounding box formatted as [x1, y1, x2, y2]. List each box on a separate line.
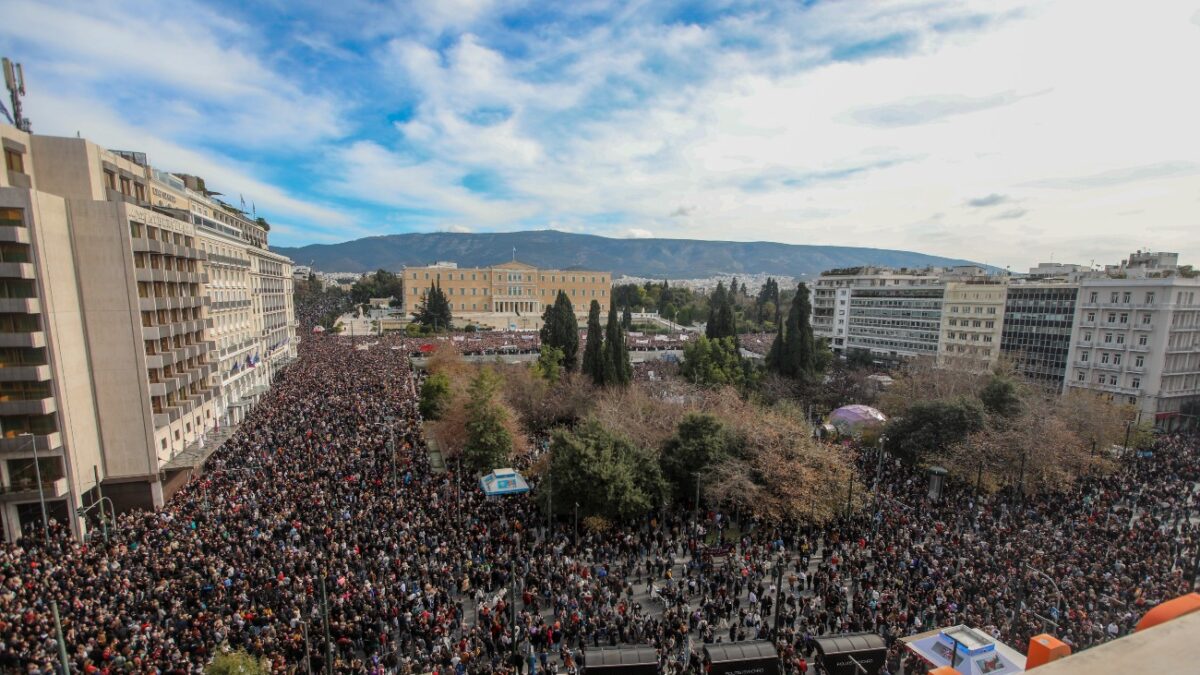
[411, 283, 452, 331]
[681, 336, 752, 389]
[883, 397, 986, 465]
[767, 282, 819, 381]
[418, 371, 451, 420]
[462, 368, 515, 472]
[581, 300, 606, 385]
[603, 301, 632, 387]
[705, 282, 738, 340]
[350, 269, 404, 306]
[543, 420, 666, 522]
[539, 291, 580, 371]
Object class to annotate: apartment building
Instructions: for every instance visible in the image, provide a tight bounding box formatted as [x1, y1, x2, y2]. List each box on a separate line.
[812, 267, 942, 354]
[0, 124, 295, 541]
[404, 260, 611, 316]
[1064, 276, 1200, 426]
[999, 283, 1079, 387]
[937, 280, 1007, 372]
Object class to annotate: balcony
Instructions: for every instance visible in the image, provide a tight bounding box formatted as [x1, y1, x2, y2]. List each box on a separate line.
[0, 433, 62, 454]
[0, 331, 45, 348]
[0, 364, 51, 381]
[0, 476, 69, 501]
[0, 226, 31, 245]
[0, 396, 56, 415]
[0, 298, 40, 313]
[0, 262, 35, 280]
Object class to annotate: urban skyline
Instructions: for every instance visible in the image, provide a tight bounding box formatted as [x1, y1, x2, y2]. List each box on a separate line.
[1, 0, 1197, 270]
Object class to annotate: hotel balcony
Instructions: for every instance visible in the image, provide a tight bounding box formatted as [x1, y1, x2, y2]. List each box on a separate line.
[0, 262, 36, 280]
[0, 476, 69, 501]
[0, 432, 62, 454]
[0, 396, 57, 416]
[0, 364, 51, 382]
[0, 298, 40, 314]
[0, 226, 31, 245]
[0, 331, 46, 348]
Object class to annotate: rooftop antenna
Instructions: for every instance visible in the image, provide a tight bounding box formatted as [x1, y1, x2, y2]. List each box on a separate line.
[2, 57, 31, 132]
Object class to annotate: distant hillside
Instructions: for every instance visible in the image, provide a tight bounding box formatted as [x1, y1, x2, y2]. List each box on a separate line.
[274, 230, 987, 278]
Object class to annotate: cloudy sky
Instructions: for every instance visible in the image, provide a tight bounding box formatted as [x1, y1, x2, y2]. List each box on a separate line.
[2, 0, 1198, 269]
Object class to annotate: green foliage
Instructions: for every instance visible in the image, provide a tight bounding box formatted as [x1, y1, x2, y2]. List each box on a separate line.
[756, 277, 781, 324]
[767, 282, 818, 381]
[350, 269, 404, 305]
[206, 650, 268, 675]
[463, 368, 513, 472]
[411, 283, 453, 331]
[545, 420, 666, 521]
[661, 414, 732, 504]
[681, 336, 752, 388]
[980, 375, 1022, 419]
[533, 345, 565, 382]
[604, 301, 632, 387]
[419, 371, 451, 420]
[621, 305, 633, 331]
[705, 282, 738, 340]
[539, 291, 580, 371]
[845, 348, 875, 370]
[582, 300, 606, 385]
[884, 397, 985, 465]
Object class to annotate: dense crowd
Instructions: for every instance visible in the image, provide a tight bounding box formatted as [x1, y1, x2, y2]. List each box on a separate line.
[1, 333, 1196, 674]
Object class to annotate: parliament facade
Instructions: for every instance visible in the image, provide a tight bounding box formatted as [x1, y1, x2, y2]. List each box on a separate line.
[404, 261, 611, 315]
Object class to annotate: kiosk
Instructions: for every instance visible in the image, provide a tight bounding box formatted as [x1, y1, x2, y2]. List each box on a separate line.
[584, 645, 659, 674]
[703, 641, 781, 675]
[814, 632, 887, 675]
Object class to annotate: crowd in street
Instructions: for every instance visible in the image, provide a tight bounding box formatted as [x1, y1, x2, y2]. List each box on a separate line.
[1, 333, 1196, 674]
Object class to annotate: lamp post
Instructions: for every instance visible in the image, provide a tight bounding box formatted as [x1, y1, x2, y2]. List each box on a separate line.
[1024, 563, 1065, 632]
[693, 471, 701, 535]
[23, 433, 50, 545]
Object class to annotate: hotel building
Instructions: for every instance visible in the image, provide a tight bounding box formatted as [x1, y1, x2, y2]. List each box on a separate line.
[0, 124, 295, 541]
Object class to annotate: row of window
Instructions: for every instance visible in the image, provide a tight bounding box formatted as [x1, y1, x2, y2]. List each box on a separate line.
[948, 305, 998, 314]
[412, 271, 608, 284]
[947, 318, 996, 328]
[1078, 351, 1146, 367]
[1076, 370, 1141, 390]
[1081, 332, 1150, 346]
[1088, 290, 1155, 305]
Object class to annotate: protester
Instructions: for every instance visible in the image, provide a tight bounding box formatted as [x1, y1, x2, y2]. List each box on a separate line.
[1, 331, 1195, 674]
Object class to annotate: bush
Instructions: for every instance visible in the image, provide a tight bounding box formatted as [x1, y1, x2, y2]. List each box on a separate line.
[206, 650, 268, 675]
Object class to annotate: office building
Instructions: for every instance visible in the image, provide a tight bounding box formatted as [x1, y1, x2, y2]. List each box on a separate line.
[937, 280, 1007, 372]
[811, 267, 942, 354]
[999, 282, 1079, 387]
[0, 124, 296, 541]
[1064, 273, 1200, 426]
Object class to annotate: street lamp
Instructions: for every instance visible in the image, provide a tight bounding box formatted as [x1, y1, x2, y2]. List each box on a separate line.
[1024, 563, 1065, 632]
[22, 433, 50, 545]
[371, 417, 398, 492]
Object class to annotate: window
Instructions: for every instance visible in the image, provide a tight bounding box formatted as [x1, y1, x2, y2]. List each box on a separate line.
[1077, 371, 1086, 382]
[1084, 332, 1092, 342]
[1081, 352, 1089, 362]
[1104, 333, 1113, 344]
[1122, 292, 1131, 303]
[1145, 292, 1155, 304]
[1100, 352, 1109, 364]
[1141, 313, 1151, 325]
[1135, 355, 1144, 368]
[1089, 291, 1099, 303]
[1087, 312, 1096, 322]
[1113, 354, 1121, 365]
[1108, 375, 1118, 385]
[1110, 292, 1119, 303]
[1131, 377, 1141, 389]
[3, 149, 24, 173]
[1119, 313, 1128, 324]
[134, 183, 147, 201]
[948, 319, 957, 326]
[1116, 334, 1125, 345]
[1138, 335, 1147, 346]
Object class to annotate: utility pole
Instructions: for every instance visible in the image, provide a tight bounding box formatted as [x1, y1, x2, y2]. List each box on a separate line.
[320, 574, 333, 675]
[52, 600, 70, 674]
[26, 433, 50, 545]
[93, 465, 108, 544]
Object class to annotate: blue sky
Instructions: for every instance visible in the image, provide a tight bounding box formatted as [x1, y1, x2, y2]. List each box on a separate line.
[2, 0, 1198, 269]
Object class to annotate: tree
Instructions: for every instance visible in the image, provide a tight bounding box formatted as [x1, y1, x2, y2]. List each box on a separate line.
[604, 301, 632, 386]
[544, 419, 666, 522]
[533, 344, 564, 382]
[705, 282, 738, 340]
[661, 414, 732, 504]
[845, 348, 874, 370]
[351, 269, 404, 305]
[980, 375, 1022, 419]
[883, 397, 985, 465]
[539, 291, 580, 371]
[756, 278, 780, 324]
[681, 336, 751, 388]
[463, 368, 514, 472]
[412, 283, 452, 331]
[621, 305, 633, 331]
[581, 300, 606, 385]
[419, 371, 451, 420]
[206, 651, 268, 675]
[767, 282, 817, 381]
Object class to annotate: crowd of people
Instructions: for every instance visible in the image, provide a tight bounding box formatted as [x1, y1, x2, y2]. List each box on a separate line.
[1, 332, 1196, 674]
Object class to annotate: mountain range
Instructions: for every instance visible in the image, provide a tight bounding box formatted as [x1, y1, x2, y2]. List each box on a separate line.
[273, 230, 988, 279]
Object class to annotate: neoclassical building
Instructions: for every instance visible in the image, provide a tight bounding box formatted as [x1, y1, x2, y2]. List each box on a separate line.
[403, 261, 611, 315]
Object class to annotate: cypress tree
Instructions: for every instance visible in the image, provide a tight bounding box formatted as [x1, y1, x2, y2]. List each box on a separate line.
[621, 305, 633, 331]
[582, 300, 606, 385]
[768, 282, 816, 380]
[604, 301, 632, 386]
[539, 291, 579, 371]
[413, 283, 452, 331]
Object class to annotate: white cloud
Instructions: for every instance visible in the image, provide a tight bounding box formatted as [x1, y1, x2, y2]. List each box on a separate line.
[622, 228, 654, 239]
